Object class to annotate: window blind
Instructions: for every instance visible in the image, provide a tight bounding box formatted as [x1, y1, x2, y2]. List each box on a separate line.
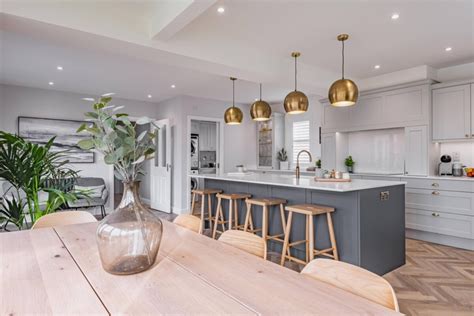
[292, 120, 310, 163]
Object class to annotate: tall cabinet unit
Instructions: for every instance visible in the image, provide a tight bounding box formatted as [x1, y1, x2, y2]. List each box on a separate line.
[256, 113, 284, 169]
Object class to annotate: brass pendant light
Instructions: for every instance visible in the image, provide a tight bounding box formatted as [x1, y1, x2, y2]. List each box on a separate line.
[250, 83, 272, 121]
[284, 52, 309, 114]
[224, 77, 243, 125]
[328, 34, 359, 107]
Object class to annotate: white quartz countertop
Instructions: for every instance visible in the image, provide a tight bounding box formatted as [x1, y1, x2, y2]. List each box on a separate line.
[247, 169, 474, 182]
[191, 173, 406, 192]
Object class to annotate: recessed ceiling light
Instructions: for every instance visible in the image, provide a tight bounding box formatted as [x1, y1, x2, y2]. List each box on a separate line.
[56, 66, 63, 71]
[445, 47, 452, 52]
[147, 94, 152, 98]
[374, 65, 381, 69]
[217, 6, 225, 14]
[171, 84, 176, 88]
[48, 81, 54, 86]
[391, 13, 400, 20]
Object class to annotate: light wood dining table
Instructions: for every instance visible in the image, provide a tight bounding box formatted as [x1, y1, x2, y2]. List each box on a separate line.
[1, 220, 401, 315]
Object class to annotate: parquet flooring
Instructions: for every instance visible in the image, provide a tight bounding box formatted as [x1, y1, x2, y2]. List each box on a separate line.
[384, 239, 474, 316]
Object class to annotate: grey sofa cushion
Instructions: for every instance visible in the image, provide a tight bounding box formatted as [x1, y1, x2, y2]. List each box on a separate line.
[68, 177, 108, 208]
[68, 197, 106, 208]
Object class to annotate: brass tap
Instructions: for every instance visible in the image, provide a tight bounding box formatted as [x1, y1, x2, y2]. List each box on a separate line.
[296, 150, 312, 179]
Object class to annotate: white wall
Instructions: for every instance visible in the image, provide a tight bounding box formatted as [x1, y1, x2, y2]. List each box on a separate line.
[155, 95, 257, 213]
[271, 96, 323, 168]
[0, 84, 158, 212]
[440, 141, 474, 167]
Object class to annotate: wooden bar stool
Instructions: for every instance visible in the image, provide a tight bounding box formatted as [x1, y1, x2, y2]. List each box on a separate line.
[212, 193, 251, 239]
[191, 188, 222, 234]
[280, 204, 339, 266]
[243, 198, 287, 253]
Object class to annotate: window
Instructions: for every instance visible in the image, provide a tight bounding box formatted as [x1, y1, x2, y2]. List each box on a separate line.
[292, 120, 310, 163]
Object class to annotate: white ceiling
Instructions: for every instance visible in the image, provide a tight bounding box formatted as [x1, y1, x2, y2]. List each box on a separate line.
[1, 0, 473, 104]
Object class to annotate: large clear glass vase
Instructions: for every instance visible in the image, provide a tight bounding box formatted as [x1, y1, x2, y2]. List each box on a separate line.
[96, 181, 163, 275]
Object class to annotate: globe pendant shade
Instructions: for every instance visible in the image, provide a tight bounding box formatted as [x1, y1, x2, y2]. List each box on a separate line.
[250, 100, 272, 121]
[328, 78, 359, 107]
[284, 90, 309, 114]
[224, 106, 243, 124]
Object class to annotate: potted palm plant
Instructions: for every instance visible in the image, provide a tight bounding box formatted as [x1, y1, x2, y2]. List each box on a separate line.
[77, 94, 162, 275]
[0, 132, 80, 230]
[277, 148, 289, 170]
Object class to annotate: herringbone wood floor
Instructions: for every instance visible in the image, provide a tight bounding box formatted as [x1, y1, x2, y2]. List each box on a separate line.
[384, 239, 474, 316]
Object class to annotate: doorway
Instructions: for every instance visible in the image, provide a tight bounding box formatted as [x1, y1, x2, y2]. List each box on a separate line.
[187, 116, 224, 209]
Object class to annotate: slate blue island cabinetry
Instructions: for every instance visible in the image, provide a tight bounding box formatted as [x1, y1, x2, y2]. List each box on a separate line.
[192, 173, 406, 275]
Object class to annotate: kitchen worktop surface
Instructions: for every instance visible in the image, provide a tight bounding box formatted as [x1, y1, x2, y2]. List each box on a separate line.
[247, 169, 474, 182]
[191, 172, 406, 192]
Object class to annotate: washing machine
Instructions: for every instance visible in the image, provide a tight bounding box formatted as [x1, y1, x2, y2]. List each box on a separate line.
[190, 169, 203, 203]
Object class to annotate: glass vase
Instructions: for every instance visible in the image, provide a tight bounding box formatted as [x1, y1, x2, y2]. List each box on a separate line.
[96, 181, 163, 275]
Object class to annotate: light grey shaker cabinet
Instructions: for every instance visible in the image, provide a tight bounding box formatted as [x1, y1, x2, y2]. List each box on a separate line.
[471, 83, 474, 137]
[405, 126, 428, 176]
[432, 84, 471, 141]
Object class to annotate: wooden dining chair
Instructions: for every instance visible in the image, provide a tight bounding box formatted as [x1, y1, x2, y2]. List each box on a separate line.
[219, 230, 266, 259]
[301, 259, 399, 312]
[32, 211, 97, 229]
[173, 214, 201, 233]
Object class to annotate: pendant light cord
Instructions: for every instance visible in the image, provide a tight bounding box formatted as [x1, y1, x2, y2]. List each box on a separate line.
[294, 55, 298, 91]
[232, 79, 235, 108]
[342, 40, 345, 79]
[259, 83, 262, 100]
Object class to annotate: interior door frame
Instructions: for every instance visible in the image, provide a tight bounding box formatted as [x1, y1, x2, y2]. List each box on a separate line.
[186, 116, 225, 210]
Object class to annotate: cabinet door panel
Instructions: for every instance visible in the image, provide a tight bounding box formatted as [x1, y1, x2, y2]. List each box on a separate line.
[383, 87, 426, 123]
[322, 104, 350, 129]
[432, 84, 471, 140]
[321, 133, 336, 170]
[405, 126, 428, 176]
[471, 83, 474, 137]
[406, 188, 474, 216]
[349, 95, 383, 127]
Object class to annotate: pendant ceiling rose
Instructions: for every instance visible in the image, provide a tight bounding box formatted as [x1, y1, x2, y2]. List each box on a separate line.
[284, 51, 309, 114]
[328, 34, 359, 107]
[250, 83, 272, 121]
[224, 77, 243, 125]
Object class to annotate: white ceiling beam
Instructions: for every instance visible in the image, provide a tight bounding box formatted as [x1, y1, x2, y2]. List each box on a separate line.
[149, 0, 217, 41]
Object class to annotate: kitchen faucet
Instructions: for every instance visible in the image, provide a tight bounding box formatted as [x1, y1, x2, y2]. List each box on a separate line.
[296, 150, 312, 179]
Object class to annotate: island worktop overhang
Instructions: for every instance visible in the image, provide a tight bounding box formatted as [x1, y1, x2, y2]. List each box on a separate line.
[190, 173, 406, 192]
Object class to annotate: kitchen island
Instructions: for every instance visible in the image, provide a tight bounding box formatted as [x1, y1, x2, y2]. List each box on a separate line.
[192, 173, 406, 275]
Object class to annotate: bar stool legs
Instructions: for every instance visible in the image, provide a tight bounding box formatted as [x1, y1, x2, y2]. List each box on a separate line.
[190, 189, 222, 235]
[280, 204, 339, 267]
[212, 193, 251, 239]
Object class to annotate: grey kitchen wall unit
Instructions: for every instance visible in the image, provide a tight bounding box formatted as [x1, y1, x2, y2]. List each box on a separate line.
[256, 113, 284, 169]
[321, 81, 432, 133]
[432, 81, 473, 141]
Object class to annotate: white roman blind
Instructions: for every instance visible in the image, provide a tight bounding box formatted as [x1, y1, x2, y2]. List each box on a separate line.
[292, 120, 310, 163]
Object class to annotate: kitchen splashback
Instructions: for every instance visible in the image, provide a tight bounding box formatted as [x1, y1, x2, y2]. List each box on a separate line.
[348, 128, 405, 174]
[440, 141, 474, 167]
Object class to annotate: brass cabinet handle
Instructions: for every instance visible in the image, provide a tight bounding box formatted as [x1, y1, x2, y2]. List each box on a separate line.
[431, 183, 439, 187]
[432, 212, 440, 217]
[432, 191, 440, 195]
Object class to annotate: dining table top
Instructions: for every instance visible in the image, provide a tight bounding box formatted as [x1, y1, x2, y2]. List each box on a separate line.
[0, 219, 401, 315]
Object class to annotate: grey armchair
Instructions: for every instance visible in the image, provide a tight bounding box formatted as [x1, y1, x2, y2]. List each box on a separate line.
[68, 177, 109, 218]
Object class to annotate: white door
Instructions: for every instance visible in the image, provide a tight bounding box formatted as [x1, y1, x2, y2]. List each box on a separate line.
[150, 119, 172, 213]
[405, 126, 428, 176]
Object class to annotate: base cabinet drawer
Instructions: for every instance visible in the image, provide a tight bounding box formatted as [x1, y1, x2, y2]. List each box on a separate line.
[406, 208, 474, 239]
[405, 178, 474, 192]
[406, 188, 474, 216]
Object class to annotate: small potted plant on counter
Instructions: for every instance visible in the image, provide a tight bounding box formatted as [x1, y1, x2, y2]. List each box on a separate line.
[345, 155, 355, 173]
[277, 148, 288, 170]
[315, 158, 325, 178]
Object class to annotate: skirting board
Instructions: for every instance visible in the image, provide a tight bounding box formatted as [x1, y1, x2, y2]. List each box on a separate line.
[406, 229, 474, 251]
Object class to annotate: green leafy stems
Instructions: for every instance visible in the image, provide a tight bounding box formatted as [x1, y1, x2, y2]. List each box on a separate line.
[77, 95, 157, 182]
[277, 148, 288, 162]
[345, 155, 355, 167]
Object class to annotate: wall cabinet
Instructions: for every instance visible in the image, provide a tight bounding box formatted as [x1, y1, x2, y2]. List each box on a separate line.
[321, 82, 431, 133]
[256, 113, 284, 169]
[432, 83, 471, 141]
[199, 122, 217, 151]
